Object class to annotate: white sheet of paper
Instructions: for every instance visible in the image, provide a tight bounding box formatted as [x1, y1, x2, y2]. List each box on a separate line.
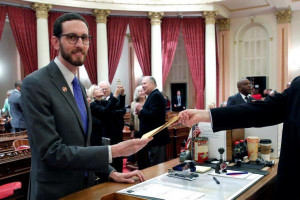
[197, 122, 227, 160]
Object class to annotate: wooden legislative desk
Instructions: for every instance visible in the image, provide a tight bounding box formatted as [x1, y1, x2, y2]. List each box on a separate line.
[61, 158, 278, 200]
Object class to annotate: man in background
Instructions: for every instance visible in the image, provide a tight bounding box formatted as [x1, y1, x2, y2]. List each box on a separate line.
[172, 90, 185, 111]
[9, 81, 26, 132]
[135, 76, 170, 169]
[227, 78, 253, 106]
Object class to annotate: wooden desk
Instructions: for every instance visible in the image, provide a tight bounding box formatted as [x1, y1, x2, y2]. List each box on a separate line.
[61, 158, 278, 200]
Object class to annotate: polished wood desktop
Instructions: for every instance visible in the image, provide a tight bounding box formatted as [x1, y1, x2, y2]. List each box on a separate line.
[61, 158, 278, 200]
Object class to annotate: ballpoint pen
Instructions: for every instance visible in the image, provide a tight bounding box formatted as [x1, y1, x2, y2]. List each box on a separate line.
[213, 176, 220, 184]
[226, 171, 248, 175]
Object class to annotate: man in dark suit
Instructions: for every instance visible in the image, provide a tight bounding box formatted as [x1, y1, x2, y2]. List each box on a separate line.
[172, 90, 186, 111]
[227, 78, 253, 106]
[21, 13, 151, 200]
[93, 81, 126, 172]
[8, 81, 26, 132]
[135, 76, 170, 168]
[178, 77, 300, 199]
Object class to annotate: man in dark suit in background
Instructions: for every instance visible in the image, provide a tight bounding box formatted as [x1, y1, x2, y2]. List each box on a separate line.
[94, 80, 126, 172]
[8, 81, 26, 132]
[172, 90, 186, 111]
[21, 13, 151, 200]
[227, 78, 253, 106]
[178, 76, 300, 199]
[135, 76, 170, 169]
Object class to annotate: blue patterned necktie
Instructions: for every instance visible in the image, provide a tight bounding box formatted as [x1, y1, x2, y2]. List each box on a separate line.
[72, 76, 88, 134]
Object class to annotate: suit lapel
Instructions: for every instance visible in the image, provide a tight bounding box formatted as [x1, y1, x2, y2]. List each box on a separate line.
[47, 62, 86, 136]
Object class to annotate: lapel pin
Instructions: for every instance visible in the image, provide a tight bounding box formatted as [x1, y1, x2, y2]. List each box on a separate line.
[62, 87, 68, 92]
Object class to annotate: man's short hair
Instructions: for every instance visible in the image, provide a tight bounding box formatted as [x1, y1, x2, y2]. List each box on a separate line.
[237, 78, 249, 88]
[98, 80, 111, 88]
[148, 76, 157, 87]
[53, 13, 89, 37]
[15, 81, 22, 88]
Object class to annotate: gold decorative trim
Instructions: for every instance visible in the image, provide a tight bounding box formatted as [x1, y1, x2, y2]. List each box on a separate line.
[32, 3, 52, 19]
[276, 9, 292, 24]
[217, 18, 230, 31]
[93, 9, 111, 24]
[148, 12, 164, 25]
[202, 11, 217, 24]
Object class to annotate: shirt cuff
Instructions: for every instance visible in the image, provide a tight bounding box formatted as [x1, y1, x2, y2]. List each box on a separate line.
[209, 109, 214, 129]
[108, 146, 112, 163]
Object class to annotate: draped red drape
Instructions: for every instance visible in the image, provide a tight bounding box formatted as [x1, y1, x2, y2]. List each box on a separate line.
[0, 6, 7, 41]
[161, 18, 181, 85]
[82, 14, 97, 84]
[128, 17, 151, 76]
[7, 6, 37, 76]
[48, 11, 64, 60]
[181, 18, 205, 109]
[107, 17, 128, 83]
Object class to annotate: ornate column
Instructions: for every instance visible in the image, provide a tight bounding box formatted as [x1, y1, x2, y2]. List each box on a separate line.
[32, 3, 52, 68]
[93, 9, 110, 83]
[216, 18, 230, 106]
[276, 9, 291, 92]
[203, 11, 217, 108]
[148, 12, 164, 91]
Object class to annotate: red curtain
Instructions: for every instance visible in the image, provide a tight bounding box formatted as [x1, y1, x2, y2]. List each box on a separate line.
[161, 18, 181, 85]
[128, 17, 151, 76]
[0, 5, 7, 41]
[107, 17, 128, 83]
[82, 14, 97, 84]
[48, 11, 64, 60]
[181, 18, 205, 109]
[7, 6, 37, 76]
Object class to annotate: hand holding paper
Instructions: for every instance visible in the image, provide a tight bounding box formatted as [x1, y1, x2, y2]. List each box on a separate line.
[141, 116, 179, 139]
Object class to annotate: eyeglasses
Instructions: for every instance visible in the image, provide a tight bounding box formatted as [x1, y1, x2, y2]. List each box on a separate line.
[60, 33, 92, 45]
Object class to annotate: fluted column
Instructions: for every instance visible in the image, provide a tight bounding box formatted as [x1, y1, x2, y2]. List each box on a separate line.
[148, 12, 164, 91]
[217, 18, 230, 106]
[32, 3, 52, 68]
[203, 11, 217, 108]
[276, 9, 291, 92]
[93, 9, 110, 83]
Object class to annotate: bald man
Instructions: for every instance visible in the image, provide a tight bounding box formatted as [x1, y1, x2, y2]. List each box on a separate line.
[227, 78, 254, 106]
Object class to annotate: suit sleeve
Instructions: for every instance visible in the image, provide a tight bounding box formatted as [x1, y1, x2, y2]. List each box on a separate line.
[139, 93, 166, 119]
[211, 88, 289, 132]
[226, 96, 235, 106]
[22, 75, 113, 173]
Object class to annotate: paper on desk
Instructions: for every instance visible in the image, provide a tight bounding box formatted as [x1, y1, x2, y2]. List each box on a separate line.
[208, 170, 251, 179]
[141, 116, 179, 139]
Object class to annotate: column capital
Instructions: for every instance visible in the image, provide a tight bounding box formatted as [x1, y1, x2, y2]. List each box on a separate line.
[276, 9, 292, 24]
[217, 18, 230, 31]
[148, 12, 164, 25]
[32, 3, 52, 19]
[203, 11, 217, 24]
[93, 9, 111, 24]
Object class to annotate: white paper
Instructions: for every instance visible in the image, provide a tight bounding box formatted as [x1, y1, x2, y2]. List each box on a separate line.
[197, 122, 227, 160]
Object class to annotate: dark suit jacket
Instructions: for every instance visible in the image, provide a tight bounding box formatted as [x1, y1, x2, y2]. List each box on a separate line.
[8, 90, 26, 129]
[138, 89, 170, 146]
[90, 93, 126, 143]
[211, 76, 300, 199]
[22, 61, 114, 200]
[172, 95, 186, 111]
[226, 93, 254, 106]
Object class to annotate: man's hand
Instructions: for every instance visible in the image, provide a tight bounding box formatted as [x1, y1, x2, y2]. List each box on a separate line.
[119, 85, 125, 96]
[109, 170, 145, 183]
[178, 109, 211, 127]
[111, 138, 152, 158]
[135, 103, 142, 115]
[113, 87, 121, 98]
